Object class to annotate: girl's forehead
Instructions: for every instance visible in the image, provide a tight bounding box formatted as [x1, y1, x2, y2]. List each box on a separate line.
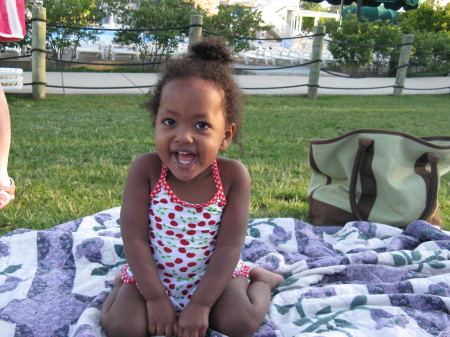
[159, 78, 226, 118]
[163, 77, 223, 95]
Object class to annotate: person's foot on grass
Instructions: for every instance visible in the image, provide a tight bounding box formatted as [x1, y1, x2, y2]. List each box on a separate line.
[0, 178, 15, 210]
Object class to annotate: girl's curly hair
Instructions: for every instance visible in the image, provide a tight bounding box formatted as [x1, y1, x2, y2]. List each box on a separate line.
[142, 37, 243, 144]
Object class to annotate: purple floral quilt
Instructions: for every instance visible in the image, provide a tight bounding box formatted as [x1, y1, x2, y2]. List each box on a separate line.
[0, 207, 449, 336]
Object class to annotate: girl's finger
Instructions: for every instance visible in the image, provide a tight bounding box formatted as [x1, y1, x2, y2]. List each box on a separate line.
[156, 323, 166, 336]
[147, 322, 157, 336]
[164, 324, 174, 337]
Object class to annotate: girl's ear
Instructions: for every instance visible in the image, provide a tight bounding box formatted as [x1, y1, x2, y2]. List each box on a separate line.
[220, 123, 236, 151]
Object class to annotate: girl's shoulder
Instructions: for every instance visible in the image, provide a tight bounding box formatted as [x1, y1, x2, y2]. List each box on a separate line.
[216, 156, 247, 170]
[128, 152, 162, 185]
[216, 157, 250, 185]
[132, 152, 161, 170]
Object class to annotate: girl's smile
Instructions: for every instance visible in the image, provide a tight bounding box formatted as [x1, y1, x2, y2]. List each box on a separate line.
[155, 77, 235, 182]
[175, 151, 196, 166]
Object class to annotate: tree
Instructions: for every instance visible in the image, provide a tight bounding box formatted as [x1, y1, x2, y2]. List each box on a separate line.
[398, 0, 449, 75]
[203, 5, 271, 53]
[299, 1, 326, 11]
[32, 0, 108, 59]
[399, 0, 450, 34]
[325, 16, 374, 75]
[408, 30, 450, 75]
[113, 0, 201, 70]
[1, 0, 108, 58]
[326, 15, 403, 76]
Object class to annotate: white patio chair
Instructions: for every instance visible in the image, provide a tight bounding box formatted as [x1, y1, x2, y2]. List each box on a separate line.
[110, 44, 140, 61]
[75, 41, 106, 60]
[241, 47, 274, 66]
[272, 48, 303, 65]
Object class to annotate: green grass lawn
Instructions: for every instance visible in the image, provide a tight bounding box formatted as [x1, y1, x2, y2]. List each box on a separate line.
[0, 94, 448, 234]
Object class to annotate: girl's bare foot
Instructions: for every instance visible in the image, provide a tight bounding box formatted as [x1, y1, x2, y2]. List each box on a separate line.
[249, 267, 284, 290]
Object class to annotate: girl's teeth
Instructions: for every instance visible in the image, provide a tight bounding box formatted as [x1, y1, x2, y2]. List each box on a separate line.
[177, 152, 194, 164]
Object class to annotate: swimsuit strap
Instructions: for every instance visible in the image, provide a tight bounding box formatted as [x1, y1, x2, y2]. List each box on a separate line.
[150, 159, 226, 208]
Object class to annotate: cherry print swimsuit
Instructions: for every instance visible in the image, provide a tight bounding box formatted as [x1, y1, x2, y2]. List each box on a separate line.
[121, 159, 250, 311]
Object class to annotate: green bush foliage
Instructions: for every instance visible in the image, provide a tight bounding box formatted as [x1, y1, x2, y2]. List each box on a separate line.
[112, 0, 200, 71]
[1, 1, 268, 68]
[408, 31, 450, 75]
[326, 16, 395, 76]
[203, 5, 270, 53]
[398, 0, 450, 34]
[1, 0, 107, 58]
[325, 0, 449, 77]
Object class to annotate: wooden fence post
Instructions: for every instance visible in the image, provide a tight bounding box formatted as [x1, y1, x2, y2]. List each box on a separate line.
[189, 15, 203, 49]
[307, 25, 325, 99]
[32, 6, 46, 100]
[393, 34, 414, 97]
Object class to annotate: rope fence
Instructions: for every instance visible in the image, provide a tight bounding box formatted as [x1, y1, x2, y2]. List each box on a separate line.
[0, 9, 448, 98]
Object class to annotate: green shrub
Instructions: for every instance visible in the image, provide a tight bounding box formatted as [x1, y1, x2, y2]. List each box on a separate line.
[203, 5, 270, 53]
[398, 0, 450, 34]
[326, 16, 375, 76]
[408, 31, 450, 76]
[326, 16, 403, 76]
[325, 13, 448, 77]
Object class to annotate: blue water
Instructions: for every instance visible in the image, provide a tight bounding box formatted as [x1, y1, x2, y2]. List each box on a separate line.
[98, 30, 116, 44]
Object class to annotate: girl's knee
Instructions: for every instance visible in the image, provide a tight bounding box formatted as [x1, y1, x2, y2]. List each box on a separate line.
[212, 310, 261, 337]
[101, 304, 148, 337]
[102, 318, 147, 337]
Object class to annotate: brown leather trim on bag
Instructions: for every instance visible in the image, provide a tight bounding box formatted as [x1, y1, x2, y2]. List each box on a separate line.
[349, 138, 376, 221]
[311, 129, 450, 149]
[356, 138, 377, 220]
[308, 197, 356, 226]
[415, 153, 441, 226]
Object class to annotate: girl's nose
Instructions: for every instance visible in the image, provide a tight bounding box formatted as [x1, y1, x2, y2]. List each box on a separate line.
[175, 127, 193, 143]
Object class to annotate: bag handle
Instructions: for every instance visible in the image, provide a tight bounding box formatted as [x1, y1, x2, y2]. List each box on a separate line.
[349, 137, 441, 222]
[417, 153, 441, 220]
[349, 138, 374, 221]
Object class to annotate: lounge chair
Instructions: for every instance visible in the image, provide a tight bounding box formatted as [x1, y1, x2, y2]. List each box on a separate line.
[110, 44, 140, 61]
[75, 41, 106, 60]
[241, 47, 274, 66]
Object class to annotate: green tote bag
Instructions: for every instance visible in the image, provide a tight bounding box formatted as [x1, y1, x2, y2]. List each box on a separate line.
[308, 129, 450, 228]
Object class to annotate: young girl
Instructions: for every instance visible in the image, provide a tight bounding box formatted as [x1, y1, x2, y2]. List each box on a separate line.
[101, 38, 283, 337]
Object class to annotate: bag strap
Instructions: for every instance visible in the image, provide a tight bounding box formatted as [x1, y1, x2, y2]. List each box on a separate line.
[349, 138, 375, 221]
[416, 153, 441, 220]
[349, 137, 441, 222]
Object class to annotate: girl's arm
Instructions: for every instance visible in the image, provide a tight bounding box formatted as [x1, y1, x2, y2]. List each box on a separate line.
[121, 153, 178, 336]
[177, 158, 251, 336]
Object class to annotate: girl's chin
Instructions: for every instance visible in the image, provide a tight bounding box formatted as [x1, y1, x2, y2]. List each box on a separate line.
[170, 162, 199, 181]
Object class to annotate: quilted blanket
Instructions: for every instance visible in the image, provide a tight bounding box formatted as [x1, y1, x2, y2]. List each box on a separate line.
[0, 207, 449, 336]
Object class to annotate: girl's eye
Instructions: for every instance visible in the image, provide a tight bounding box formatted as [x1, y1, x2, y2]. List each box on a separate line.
[163, 119, 176, 126]
[195, 122, 209, 130]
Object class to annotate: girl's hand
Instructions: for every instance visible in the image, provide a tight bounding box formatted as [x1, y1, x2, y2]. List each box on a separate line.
[177, 302, 210, 337]
[146, 296, 178, 337]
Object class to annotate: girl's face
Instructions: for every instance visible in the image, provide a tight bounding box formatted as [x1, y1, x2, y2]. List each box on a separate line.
[155, 77, 235, 182]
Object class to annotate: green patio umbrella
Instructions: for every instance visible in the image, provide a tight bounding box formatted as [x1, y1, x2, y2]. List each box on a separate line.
[343, 4, 400, 22]
[303, 0, 419, 22]
[303, 0, 420, 10]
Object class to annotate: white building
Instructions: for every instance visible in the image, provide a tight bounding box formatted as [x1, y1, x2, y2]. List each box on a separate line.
[219, 0, 339, 38]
